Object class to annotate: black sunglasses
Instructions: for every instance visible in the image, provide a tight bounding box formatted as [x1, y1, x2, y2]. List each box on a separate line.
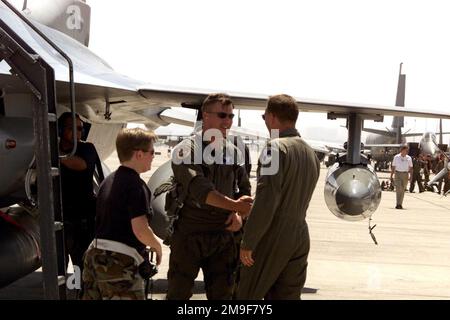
[135, 148, 155, 155]
[261, 114, 266, 120]
[207, 112, 235, 120]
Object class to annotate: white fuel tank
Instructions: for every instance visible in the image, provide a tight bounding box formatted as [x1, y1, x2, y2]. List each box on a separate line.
[324, 163, 381, 221]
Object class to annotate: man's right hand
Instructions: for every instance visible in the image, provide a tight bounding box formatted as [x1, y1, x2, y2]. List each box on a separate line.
[225, 212, 243, 232]
[238, 195, 254, 203]
[235, 197, 253, 218]
[205, 191, 253, 218]
[150, 243, 163, 266]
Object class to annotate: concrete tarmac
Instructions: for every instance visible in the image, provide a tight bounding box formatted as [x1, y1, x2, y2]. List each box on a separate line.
[305, 169, 450, 300]
[137, 146, 450, 300]
[2, 145, 450, 300]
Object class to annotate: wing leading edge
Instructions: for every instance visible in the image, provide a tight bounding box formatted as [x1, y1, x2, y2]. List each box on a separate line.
[139, 86, 450, 120]
[2, 3, 450, 126]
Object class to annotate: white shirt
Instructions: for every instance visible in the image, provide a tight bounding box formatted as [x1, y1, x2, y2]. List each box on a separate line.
[392, 153, 413, 172]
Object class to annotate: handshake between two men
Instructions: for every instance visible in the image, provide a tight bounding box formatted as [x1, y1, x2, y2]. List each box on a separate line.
[225, 195, 254, 232]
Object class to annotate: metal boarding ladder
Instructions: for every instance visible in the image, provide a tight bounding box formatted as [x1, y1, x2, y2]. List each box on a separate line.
[0, 2, 78, 300]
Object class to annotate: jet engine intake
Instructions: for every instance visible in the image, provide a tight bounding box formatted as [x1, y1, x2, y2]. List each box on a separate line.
[0, 207, 41, 288]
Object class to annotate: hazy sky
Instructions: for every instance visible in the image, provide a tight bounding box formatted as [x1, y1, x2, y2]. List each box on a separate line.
[14, 0, 450, 142]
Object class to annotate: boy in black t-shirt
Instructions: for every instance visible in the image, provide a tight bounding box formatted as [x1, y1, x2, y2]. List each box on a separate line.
[82, 128, 162, 300]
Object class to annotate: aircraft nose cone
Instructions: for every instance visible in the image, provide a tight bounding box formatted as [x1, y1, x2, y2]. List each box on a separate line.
[335, 180, 371, 216]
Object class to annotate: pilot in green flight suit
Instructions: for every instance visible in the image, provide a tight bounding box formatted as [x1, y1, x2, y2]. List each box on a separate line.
[236, 94, 320, 300]
[166, 93, 252, 300]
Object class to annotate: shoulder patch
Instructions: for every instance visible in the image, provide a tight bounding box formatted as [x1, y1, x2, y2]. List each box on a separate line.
[258, 141, 281, 175]
[175, 147, 190, 161]
[259, 145, 273, 166]
[172, 139, 193, 163]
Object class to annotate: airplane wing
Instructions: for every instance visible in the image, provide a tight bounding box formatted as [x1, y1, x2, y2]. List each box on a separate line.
[302, 139, 345, 154]
[362, 128, 393, 136]
[321, 142, 346, 152]
[3, 3, 450, 128]
[303, 141, 332, 155]
[158, 108, 269, 140]
[364, 144, 403, 148]
[157, 108, 196, 128]
[402, 132, 450, 137]
[139, 86, 450, 119]
[362, 128, 449, 138]
[159, 109, 337, 155]
[402, 132, 429, 137]
[0, 4, 165, 126]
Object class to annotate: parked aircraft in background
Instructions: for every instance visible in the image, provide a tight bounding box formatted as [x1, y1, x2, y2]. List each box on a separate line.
[363, 64, 448, 171]
[366, 130, 448, 171]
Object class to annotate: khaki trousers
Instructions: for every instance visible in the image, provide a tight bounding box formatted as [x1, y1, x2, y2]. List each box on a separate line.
[394, 171, 409, 206]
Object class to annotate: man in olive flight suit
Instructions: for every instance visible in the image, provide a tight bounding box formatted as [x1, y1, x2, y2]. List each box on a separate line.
[236, 94, 320, 300]
[166, 93, 252, 300]
[433, 153, 445, 194]
[409, 154, 424, 193]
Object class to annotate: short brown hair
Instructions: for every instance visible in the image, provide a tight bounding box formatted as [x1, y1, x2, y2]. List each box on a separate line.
[201, 93, 234, 112]
[116, 128, 157, 162]
[266, 94, 299, 123]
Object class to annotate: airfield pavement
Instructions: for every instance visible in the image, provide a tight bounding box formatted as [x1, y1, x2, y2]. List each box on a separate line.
[2, 143, 450, 300]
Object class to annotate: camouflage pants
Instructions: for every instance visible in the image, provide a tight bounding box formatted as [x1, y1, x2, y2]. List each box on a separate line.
[167, 231, 236, 300]
[81, 248, 145, 300]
